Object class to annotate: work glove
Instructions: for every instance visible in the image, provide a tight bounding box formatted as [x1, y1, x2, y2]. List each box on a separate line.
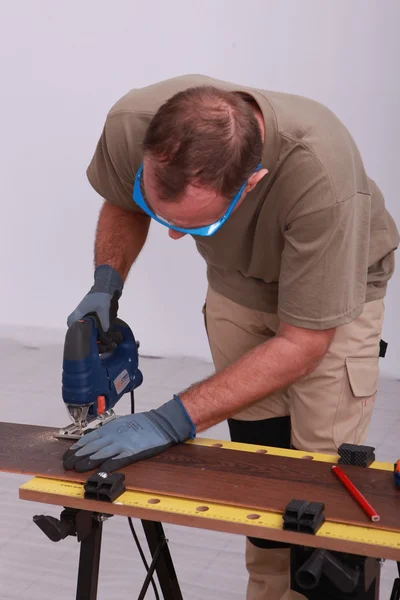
[62, 395, 196, 473]
[67, 264, 123, 351]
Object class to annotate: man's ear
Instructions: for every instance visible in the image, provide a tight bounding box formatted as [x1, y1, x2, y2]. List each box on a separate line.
[245, 168, 269, 194]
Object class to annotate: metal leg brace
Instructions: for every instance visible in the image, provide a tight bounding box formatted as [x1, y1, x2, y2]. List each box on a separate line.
[140, 520, 183, 600]
[73, 515, 183, 600]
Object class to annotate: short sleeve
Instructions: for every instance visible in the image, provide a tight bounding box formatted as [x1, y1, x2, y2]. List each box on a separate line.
[278, 193, 371, 329]
[86, 114, 145, 214]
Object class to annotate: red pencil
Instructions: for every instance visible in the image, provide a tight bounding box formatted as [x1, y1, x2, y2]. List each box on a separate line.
[332, 465, 380, 522]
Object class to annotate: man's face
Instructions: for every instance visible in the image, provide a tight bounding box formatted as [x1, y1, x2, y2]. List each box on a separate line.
[142, 155, 267, 239]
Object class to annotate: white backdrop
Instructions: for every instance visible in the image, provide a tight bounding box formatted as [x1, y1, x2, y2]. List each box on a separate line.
[0, 0, 399, 375]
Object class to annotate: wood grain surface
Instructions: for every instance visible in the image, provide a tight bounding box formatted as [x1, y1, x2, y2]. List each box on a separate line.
[2, 422, 398, 532]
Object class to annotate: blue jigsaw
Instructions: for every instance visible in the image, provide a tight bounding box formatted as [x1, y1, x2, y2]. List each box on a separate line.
[55, 315, 143, 440]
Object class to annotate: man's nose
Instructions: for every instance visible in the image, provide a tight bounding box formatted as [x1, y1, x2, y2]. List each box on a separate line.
[168, 229, 187, 240]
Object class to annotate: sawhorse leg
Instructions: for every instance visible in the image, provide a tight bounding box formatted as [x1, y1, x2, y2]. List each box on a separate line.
[75, 512, 103, 600]
[390, 562, 400, 600]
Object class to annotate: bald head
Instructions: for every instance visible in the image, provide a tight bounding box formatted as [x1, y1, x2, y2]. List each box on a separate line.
[142, 85, 264, 203]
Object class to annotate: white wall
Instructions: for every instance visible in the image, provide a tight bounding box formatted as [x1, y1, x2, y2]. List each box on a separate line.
[0, 0, 399, 375]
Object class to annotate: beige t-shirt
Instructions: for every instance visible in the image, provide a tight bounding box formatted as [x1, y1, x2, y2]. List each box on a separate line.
[86, 74, 399, 329]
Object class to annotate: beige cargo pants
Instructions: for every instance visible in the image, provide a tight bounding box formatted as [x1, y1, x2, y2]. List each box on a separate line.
[202, 285, 385, 600]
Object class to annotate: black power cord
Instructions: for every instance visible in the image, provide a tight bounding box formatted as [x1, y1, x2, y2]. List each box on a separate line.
[127, 389, 161, 600]
[128, 516, 160, 600]
[131, 387, 135, 414]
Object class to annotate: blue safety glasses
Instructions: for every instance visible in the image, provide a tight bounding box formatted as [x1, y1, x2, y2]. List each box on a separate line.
[132, 163, 262, 237]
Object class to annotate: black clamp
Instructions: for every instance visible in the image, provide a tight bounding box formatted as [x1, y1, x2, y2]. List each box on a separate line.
[84, 472, 126, 503]
[338, 443, 375, 467]
[283, 499, 325, 534]
[33, 507, 78, 542]
[33, 507, 102, 543]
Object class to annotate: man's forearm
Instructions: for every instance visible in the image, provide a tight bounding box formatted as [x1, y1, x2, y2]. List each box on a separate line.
[180, 326, 334, 432]
[95, 201, 151, 281]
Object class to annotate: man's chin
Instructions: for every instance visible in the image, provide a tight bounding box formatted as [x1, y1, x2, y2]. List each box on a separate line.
[169, 229, 187, 240]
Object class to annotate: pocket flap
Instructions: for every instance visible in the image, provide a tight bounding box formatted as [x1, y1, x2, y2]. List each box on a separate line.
[345, 357, 379, 397]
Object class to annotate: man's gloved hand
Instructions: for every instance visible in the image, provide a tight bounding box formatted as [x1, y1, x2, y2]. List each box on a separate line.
[62, 395, 196, 473]
[67, 264, 123, 351]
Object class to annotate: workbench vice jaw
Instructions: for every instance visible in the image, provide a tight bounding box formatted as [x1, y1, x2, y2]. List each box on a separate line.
[33, 508, 111, 543]
[83, 472, 126, 503]
[283, 499, 325, 534]
[338, 443, 376, 468]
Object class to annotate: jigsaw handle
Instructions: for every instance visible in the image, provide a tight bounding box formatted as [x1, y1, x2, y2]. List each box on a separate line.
[63, 315, 128, 361]
[63, 317, 96, 362]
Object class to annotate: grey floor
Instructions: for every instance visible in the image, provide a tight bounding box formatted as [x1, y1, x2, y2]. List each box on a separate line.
[0, 337, 399, 599]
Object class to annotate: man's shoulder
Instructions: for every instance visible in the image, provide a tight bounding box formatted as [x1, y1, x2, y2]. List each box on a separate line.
[260, 89, 352, 154]
[260, 90, 370, 200]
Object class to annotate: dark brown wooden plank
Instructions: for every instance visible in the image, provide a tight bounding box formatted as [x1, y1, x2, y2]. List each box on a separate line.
[1, 422, 399, 532]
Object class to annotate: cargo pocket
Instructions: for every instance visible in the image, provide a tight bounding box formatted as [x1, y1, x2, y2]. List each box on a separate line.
[333, 357, 379, 448]
[346, 357, 379, 398]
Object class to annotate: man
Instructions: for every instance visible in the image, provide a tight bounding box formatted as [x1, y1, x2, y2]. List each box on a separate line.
[64, 74, 399, 600]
